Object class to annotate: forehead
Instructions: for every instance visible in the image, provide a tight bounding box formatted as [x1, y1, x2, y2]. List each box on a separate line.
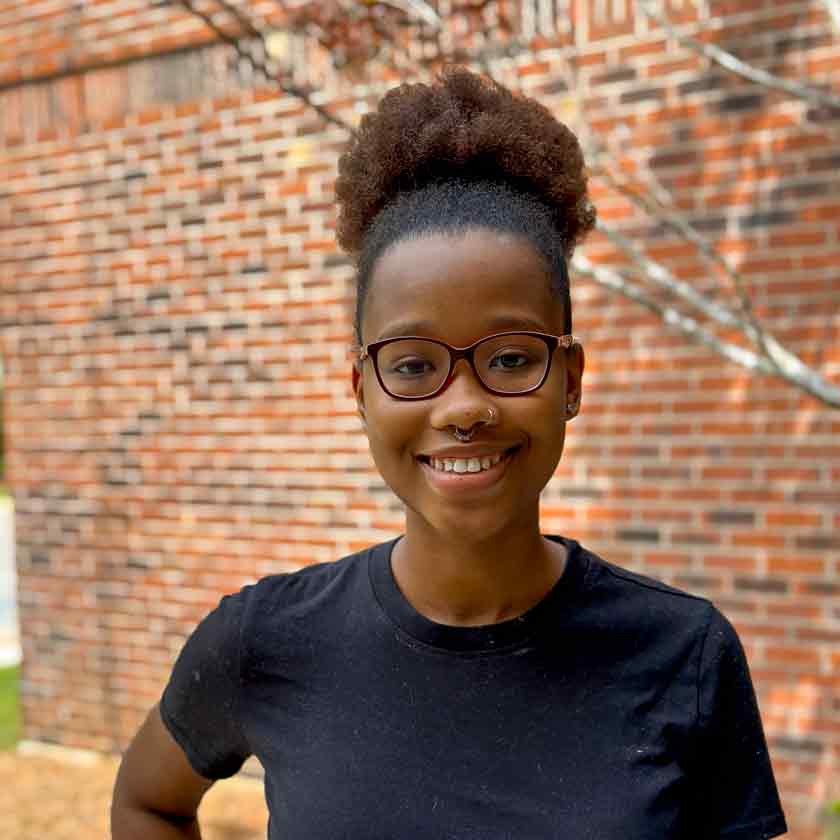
[363, 228, 563, 344]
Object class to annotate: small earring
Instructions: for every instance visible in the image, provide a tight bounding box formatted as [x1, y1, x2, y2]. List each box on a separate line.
[566, 402, 578, 416]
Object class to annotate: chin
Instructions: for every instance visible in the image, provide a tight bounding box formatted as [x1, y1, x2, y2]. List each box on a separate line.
[412, 500, 533, 541]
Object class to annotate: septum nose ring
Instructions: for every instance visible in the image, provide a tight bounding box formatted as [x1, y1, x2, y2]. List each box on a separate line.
[452, 407, 497, 442]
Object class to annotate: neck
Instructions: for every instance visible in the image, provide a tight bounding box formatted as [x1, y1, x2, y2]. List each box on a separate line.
[392, 514, 567, 627]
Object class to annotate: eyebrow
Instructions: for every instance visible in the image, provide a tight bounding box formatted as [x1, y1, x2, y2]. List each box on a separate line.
[375, 315, 550, 342]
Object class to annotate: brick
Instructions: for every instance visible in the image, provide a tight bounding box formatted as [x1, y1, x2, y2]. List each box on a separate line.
[800, 579, 840, 597]
[770, 180, 831, 202]
[734, 577, 789, 594]
[806, 151, 840, 173]
[767, 230, 827, 248]
[674, 574, 723, 593]
[672, 531, 720, 546]
[795, 534, 840, 551]
[767, 556, 826, 575]
[643, 552, 691, 570]
[649, 149, 698, 168]
[619, 86, 664, 104]
[706, 510, 756, 526]
[585, 507, 632, 522]
[738, 256, 794, 275]
[794, 628, 840, 645]
[591, 66, 636, 85]
[738, 209, 796, 230]
[646, 56, 703, 78]
[516, 61, 551, 78]
[766, 468, 821, 482]
[535, 79, 569, 96]
[619, 39, 667, 61]
[649, 104, 700, 125]
[705, 555, 758, 573]
[717, 92, 765, 113]
[765, 647, 821, 669]
[616, 528, 660, 543]
[799, 202, 840, 223]
[765, 511, 823, 528]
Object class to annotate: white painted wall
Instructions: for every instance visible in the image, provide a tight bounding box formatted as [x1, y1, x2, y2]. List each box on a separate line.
[0, 497, 20, 668]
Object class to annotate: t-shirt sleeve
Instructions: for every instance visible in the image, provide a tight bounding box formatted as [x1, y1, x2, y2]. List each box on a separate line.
[159, 588, 253, 780]
[687, 606, 788, 839]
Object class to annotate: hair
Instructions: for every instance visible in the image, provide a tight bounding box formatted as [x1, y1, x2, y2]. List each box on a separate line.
[335, 65, 596, 345]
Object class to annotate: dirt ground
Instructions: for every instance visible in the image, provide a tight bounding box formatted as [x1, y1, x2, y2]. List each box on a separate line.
[1, 748, 269, 839]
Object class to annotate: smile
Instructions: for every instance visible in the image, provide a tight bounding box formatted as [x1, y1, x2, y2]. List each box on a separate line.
[429, 452, 504, 473]
[416, 446, 521, 492]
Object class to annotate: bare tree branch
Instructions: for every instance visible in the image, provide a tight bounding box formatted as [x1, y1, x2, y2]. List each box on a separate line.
[638, 0, 840, 112]
[593, 212, 840, 409]
[591, 166, 775, 363]
[174, 0, 357, 134]
[821, 0, 840, 32]
[594, 219, 760, 338]
[552, 50, 840, 407]
[212, 0, 265, 37]
[373, 0, 442, 27]
[572, 254, 778, 375]
[171, 0, 840, 408]
[574, 255, 840, 406]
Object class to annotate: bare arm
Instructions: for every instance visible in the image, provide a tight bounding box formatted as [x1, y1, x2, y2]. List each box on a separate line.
[111, 703, 217, 839]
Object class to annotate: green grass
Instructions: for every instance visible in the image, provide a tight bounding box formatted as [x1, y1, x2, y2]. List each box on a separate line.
[0, 665, 20, 750]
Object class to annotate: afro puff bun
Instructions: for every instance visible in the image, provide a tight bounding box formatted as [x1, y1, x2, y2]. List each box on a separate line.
[335, 65, 596, 258]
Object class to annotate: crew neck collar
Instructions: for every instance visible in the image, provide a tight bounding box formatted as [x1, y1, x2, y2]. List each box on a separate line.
[368, 534, 587, 654]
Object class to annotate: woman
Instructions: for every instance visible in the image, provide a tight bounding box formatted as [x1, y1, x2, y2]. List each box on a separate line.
[111, 66, 788, 839]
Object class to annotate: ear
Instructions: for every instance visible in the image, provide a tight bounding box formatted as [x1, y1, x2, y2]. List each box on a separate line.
[351, 362, 367, 428]
[565, 342, 584, 419]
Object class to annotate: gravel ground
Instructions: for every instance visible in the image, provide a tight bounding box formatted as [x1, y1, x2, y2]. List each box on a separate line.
[2, 748, 269, 839]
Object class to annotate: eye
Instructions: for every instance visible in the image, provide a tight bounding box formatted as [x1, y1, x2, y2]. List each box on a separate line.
[489, 351, 532, 370]
[391, 358, 435, 377]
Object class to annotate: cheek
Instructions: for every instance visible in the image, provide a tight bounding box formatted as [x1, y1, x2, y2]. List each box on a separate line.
[532, 415, 566, 456]
[524, 379, 567, 428]
[364, 392, 424, 460]
[522, 395, 569, 464]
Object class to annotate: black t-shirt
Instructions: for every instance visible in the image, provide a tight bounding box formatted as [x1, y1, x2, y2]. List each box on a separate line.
[160, 534, 788, 839]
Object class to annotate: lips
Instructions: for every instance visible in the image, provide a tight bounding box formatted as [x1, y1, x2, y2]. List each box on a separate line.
[417, 444, 520, 492]
[416, 445, 521, 464]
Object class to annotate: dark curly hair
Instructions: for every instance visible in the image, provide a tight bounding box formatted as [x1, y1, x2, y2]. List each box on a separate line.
[335, 65, 596, 345]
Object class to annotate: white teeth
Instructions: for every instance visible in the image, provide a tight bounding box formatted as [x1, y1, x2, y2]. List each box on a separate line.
[428, 452, 506, 473]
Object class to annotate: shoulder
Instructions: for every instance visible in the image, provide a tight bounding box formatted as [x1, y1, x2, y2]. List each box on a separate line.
[225, 544, 381, 647]
[242, 545, 372, 613]
[573, 540, 718, 641]
[583, 542, 712, 609]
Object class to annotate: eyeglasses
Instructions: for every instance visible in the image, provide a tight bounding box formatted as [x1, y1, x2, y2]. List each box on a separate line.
[357, 331, 580, 401]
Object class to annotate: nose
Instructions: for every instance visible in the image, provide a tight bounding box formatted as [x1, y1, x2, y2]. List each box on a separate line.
[428, 358, 496, 431]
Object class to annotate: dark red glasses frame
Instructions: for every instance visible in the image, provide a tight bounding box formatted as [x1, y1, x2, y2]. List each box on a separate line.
[357, 331, 580, 401]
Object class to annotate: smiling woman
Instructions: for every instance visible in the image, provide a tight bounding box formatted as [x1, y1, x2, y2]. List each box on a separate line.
[351, 228, 581, 595]
[112, 66, 788, 840]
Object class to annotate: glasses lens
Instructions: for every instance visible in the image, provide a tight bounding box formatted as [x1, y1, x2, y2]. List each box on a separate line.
[475, 333, 550, 393]
[377, 339, 451, 398]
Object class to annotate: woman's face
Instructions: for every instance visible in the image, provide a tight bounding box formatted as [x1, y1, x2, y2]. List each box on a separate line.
[352, 227, 584, 541]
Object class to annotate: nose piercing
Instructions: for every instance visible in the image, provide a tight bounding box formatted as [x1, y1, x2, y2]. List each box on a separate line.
[452, 407, 497, 442]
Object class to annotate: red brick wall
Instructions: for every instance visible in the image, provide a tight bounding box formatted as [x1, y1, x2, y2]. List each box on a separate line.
[1, 2, 838, 835]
